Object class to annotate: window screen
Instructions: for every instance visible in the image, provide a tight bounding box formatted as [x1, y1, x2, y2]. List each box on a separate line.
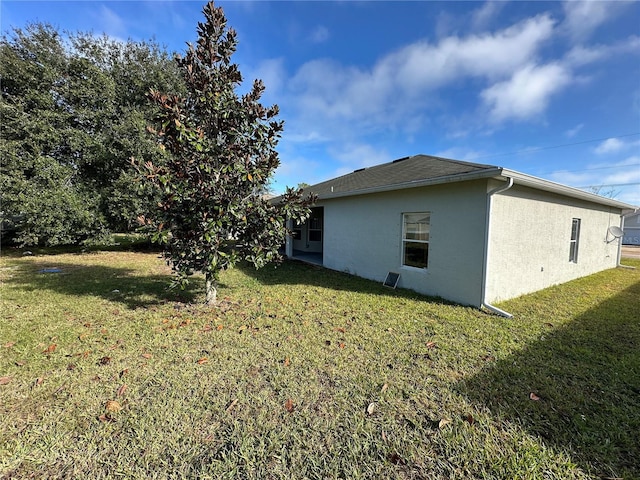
[403, 213, 430, 268]
[569, 218, 580, 263]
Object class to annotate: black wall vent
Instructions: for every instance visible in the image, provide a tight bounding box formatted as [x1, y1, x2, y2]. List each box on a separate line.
[383, 272, 400, 289]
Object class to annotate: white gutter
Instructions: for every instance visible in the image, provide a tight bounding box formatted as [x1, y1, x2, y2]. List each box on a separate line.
[618, 209, 639, 269]
[481, 176, 514, 318]
[313, 167, 504, 201]
[500, 169, 636, 211]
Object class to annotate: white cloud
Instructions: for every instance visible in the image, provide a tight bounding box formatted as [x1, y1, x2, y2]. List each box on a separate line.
[388, 14, 556, 90]
[565, 123, 584, 137]
[471, 2, 505, 31]
[565, 35, 640, 67]
[97, 5, 127, 39]
[274, 153, 324, 190]
[594, 137, 640, 154]
[481, 63, 572, 122]
[595, 138, 625, 154]
[548, 156, 640, 205]
[309, 25, 329, 44]
[562, 0, 632, 41]
[288, 14, 556, 128]
[434, 147, 486, 162]
[329, 143, 392, 177]
[250, 58, 286, 95]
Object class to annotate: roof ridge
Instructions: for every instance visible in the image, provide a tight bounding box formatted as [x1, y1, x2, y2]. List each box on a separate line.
[411, 153, 499, 170]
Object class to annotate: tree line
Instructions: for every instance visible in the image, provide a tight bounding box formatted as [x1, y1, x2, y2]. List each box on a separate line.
[1, 23, 186, 245]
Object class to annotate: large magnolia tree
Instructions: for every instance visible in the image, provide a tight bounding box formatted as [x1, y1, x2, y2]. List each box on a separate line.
[139, 1, 315, 304]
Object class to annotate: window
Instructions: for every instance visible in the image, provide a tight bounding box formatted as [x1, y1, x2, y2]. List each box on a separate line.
[403, 212, 430, 269]
[569, 218, 581, 263]
[308, 213, 322, 242]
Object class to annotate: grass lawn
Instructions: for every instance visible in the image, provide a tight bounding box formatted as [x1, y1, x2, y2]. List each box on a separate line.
[1, 248, 638, 479]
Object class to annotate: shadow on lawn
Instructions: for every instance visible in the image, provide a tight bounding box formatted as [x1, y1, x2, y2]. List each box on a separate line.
[458, 280, 640, 478]
[6, 261, 199, 309]
[239, 259, 458, 305]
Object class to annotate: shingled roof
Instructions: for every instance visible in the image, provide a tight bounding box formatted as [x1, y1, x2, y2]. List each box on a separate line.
[303, 154, 501, 199]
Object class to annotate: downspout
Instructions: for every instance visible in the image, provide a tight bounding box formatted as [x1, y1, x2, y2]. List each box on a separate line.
[618, 209, 638, 269]
[481, 176, 514, 318]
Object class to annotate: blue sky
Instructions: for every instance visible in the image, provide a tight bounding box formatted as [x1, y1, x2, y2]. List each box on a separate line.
[2, 1, 640, 205]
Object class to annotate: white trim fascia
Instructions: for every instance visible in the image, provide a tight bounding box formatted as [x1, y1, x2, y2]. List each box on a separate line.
[315, 167, 504, 200]
[500, 169, 638, 211]
[290, 166, 638, 212]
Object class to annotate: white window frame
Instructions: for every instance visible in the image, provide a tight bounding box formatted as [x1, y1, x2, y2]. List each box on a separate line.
[402, 212, 430, 270]
[569, 218, 581, 263]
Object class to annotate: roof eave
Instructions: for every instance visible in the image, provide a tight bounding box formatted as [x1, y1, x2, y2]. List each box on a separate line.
[314, 167, 504, 200]
[500, 169, 638, 211]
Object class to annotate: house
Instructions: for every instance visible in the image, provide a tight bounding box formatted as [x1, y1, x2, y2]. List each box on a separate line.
[284, 154, 637, 317]
[622, 211, 640, 245]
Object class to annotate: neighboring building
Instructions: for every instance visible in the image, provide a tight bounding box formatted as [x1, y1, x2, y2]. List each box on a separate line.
[283, 155, 637, 316]
[623, 211, 640, 245]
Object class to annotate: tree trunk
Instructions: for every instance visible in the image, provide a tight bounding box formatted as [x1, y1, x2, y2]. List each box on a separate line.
[205, 274, 217, 305]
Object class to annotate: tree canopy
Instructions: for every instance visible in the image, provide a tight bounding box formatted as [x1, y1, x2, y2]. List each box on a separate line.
[138, 1, 315, 304]
[0, 24, 185, 245]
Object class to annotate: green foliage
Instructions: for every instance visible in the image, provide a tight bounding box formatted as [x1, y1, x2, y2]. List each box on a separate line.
[138, 2, 315, 303]
[0, 23, 185, 245]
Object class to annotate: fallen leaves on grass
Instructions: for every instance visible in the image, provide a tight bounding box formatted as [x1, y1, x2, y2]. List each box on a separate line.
[438, 418, 451, 429]
[42, 344, 57, 354]
[116, 384, 128, 397]
[381, 383, 389, 393]
[529, 392, 541, 401]
[366, 402, 376, 416]
[426, 341, 437, 349]
[197, 357, 208, 365]
[141, 353, 152, 359]
[226, 398, 238, 413]
[34, 377, 44, 386]
[285, 398, 295, 413]
[283, 357, 291, 367]
[463, 414, 475, 425]
[3, 342, 16, 348]
[98, 356, 111, 365]
[0, 376, 12, 385]
[98, 414, 115, 423]
[119, 368, 128, 378]
[105, 400, 122, 413]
